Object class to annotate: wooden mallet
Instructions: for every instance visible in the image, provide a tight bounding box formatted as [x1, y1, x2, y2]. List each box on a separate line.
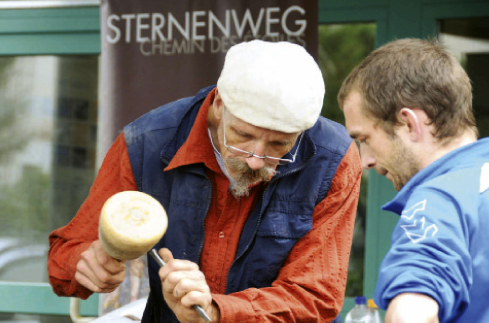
[99, 191, 212, 322]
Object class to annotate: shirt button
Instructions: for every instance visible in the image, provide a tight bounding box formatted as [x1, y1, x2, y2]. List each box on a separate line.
[211, 276, 217, 282]
[218, 232, 225, 238]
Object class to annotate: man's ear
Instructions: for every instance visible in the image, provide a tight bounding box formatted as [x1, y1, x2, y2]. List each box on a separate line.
[212, 91, 224, 121]
[399, 107, 422, 142]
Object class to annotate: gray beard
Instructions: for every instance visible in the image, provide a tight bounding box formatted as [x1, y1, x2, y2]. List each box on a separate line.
[224, 157, 277, 198]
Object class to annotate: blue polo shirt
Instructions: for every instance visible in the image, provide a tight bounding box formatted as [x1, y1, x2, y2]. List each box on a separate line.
[375, 138, 489, 322]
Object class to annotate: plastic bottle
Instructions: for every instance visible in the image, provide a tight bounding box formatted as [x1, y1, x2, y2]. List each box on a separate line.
[368, 299, 383, 323]
[344, 296, 374, 323]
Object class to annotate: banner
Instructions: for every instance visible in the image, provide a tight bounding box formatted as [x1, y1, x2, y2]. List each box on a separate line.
[98, 0, 318, 315]
[99, 0, 318, 158]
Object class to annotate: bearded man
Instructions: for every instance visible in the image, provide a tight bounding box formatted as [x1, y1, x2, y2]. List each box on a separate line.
[48, 40, 362, 323]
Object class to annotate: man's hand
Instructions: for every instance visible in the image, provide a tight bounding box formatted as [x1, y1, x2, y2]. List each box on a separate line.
[75, 240, 126, 293]
[158, 248, 220, 323]
[386, 293, 439, 323]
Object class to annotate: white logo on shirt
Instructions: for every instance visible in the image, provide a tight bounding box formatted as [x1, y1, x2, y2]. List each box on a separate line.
[480, 163, 489, 193]
[400, 199, 438, 244]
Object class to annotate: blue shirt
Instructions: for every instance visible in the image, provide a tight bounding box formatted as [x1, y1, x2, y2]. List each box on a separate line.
[375, 138, 489, 322]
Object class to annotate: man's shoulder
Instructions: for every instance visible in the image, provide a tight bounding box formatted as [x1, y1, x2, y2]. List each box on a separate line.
[406, 164, 484, 216]
[126, 86, 214, 136]
[308, 116, 352, 157]
[424, 162, 483, 192]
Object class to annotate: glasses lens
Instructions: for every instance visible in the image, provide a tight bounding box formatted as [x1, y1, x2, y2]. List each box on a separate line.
[266, 157, 291, 165]
[227, 147, 291, 165]
[226, 146, 251, 157]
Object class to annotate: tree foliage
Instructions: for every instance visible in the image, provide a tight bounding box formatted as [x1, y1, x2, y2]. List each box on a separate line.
[0, 165, 50, 241]
[0, 58, 46, 242]
[318, 24, 376, 124]
[0, 57, 30, 163]
[318, 23, 376, 297]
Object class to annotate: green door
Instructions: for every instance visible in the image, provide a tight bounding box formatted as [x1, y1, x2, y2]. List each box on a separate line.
[0, 4, 100, 321]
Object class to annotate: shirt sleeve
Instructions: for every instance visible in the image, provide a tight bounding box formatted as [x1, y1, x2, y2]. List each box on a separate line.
[47, 133, 138, 299]
[213, 142, 362, 322]
[374, 187, 472, 322]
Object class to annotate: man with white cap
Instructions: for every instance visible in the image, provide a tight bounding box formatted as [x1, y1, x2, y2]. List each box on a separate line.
[48, 40, 361, 323]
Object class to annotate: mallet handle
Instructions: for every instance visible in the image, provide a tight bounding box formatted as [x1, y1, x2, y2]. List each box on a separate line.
[149, 249, 213, 323]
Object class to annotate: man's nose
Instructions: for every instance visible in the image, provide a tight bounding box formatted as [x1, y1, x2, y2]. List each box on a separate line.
[246, 156, 267, 170]
[246, 144, 267, 170]
[360, 145, 376, 170]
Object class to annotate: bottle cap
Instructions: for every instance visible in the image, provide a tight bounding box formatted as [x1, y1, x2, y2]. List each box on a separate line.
[354, 296, 367, 305]
[368, 299, 379, 309]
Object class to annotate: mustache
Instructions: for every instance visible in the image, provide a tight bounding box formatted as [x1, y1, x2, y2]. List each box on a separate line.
[224, 156, 277, 198]
[224, 157, 276, 182]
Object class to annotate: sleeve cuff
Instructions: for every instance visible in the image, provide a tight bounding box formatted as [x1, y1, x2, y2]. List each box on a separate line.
[212, 293, 256, 323]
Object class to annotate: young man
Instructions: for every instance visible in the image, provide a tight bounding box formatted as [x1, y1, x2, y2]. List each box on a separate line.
[339, 38, 489, 323]
[48, 40, 362, 323]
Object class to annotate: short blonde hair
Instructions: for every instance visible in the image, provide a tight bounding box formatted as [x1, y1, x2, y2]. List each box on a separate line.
[338, 38, 478, 140]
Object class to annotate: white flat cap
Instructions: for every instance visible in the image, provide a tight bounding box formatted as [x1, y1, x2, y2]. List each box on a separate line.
[217, 40, 325, 133]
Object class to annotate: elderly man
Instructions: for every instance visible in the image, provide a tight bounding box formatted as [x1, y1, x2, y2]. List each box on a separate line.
[48, 40, 361, 323]
[339, 38, 489, 323]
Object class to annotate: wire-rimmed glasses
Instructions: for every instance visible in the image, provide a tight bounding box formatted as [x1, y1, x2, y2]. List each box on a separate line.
[222, 112, 304, 165]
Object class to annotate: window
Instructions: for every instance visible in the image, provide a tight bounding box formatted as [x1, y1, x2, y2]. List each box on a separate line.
[439, 18, 489, 138]
[0, 55, 99, 322]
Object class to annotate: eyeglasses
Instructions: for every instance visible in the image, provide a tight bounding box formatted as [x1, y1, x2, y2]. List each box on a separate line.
[222, 112, 304, 165]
